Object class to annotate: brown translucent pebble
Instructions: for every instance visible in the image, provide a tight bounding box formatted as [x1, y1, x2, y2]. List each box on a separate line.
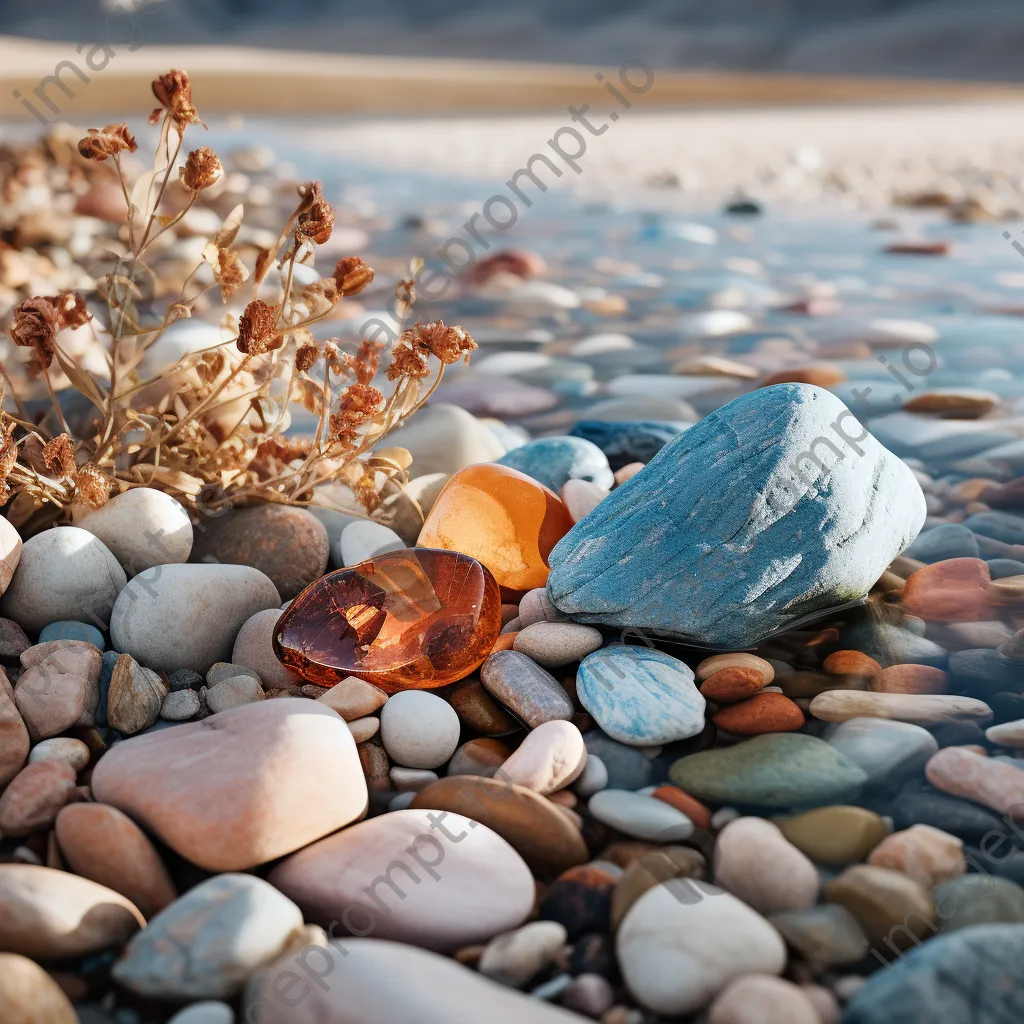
[761, 364, 847, 388]
[0, 953, 78, 1024]
[54, 803, 177, 919]
[695, 653, 773, 684]
[822, 651, 881, 678]
[825, 864, 935, 949]
[274, 548, 501, 693]
[872, 664, 949, 695]
[358, 737, 392, 792]
[610, 846, 707, 930]
[446, 677, 520, 735]
[712, 692, 805, 735]
[903, 391, 998, 419]
[417, 463, 573, 593]
[650, 785, 712, 830]
[866, 824, 966, 889]
[700, 666, 765, 703]
[902, 558, 995, 622]
[410, 775, 589, 878]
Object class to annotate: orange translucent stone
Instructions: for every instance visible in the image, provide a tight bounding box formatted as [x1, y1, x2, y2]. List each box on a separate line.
[273, 547, 501, 693]
[417, 463, 573, 594]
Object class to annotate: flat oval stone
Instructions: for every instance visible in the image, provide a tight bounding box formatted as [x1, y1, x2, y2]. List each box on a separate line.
[809, 690, 991, 723]
[867, 824, 966, 889]
[91, 699, 367, 871]
[498, 436, 614, 492]
[418, 464, 573, 593]
[589, 789, 694, 841]
[27, 736, 89, 772]
[0, 762, 76, 836]
[480, 650, 574, 727]
[926, 746, 1024, 816]
[707, 975, 819, 1024]
[826, 716, 938, 783]
[576, 647, 705, 746]
[776, 806, 888, 865]
[873, 664, 949, 694]
[0, 952, 77, 1024]
[987, 718, 1024, 747]
[479, 919, 567, 986]
[825, 864, 934, 949]
[38, 620, 105, 648]
[891, 790, 1009, 847]
[268, 808, 533, 951]
[695, 654, 774, 684]
[902, 558, 995, 622]
[546, 384, 925, 648]
[700, 666, 765, 703]
[499, 720, 587, 795]
[513, 622, 603, 668]
[274, 549, 501, 693]
[669, 734, 867, 809]
[410, 774, 589, 878]
[712, 692, 805, 735]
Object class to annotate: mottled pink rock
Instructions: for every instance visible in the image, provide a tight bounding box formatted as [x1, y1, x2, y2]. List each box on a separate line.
[0, 761, 76, 835]
[0, 672, 29, 787]
[499, 720, 587, 795]
[708, 975, 819, 1024]
[13, 663, 94, 740]
[55, 803, 177, 919]
[926, 746, 1024, 816]
[92, 699, 367, 871]
[867, 824, 966, 888]
[20, 641, 101, 681]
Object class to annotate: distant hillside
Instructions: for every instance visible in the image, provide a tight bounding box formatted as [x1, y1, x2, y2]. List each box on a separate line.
[5, 0, 1024, 80]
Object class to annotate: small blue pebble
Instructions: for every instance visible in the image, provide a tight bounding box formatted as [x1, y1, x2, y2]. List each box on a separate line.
[39, 620, 105, 649]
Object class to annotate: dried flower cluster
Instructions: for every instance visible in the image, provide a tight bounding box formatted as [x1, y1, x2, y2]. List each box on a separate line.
[0, 69, 476, 534]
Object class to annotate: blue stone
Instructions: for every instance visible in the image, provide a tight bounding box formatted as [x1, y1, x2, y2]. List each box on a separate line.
[583, 733, 658, 790]
[569, 420, 688, 471]
[497, 436, 614, 492]
[905, 523, 979, 562]
[576, 646, 705, 746]
[840, 622, 947, 668]
[547, 384, 926, 648]
[948, 649, 1022, 698]
[96, 649, 119, 729]
[39, 620, 106, 649]
[964, 510, 1024, 546]
[842, 924, 1024, 1024]
[987, 558, 1024, 579]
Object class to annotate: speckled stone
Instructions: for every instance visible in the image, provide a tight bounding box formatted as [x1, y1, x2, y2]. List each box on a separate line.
[576, 646, 705, 746]
[480, 650, 574, 728]
[513, 622, 603, 668]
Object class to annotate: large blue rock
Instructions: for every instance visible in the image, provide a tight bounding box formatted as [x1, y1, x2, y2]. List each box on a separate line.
[569, 420, 688, 471]
[842, 924, 1024, 1024]
[497, 436, 614, 491]
[547, 384, 926, 648]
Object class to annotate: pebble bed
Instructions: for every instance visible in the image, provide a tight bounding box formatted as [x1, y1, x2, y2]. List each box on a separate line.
[4, 138, 1024, 1024]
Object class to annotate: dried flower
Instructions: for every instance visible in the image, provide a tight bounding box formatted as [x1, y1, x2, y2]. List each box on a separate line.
[213, 248, 248, 301]
[181, 146, 222, 191]
[0, 422, 17, 505]
[403, 321, 477, 365]
[77, 123, 138, 162]
[236, 299, 279, 356]
[151, 70, 201, 132]
[333, 256, 374, 296]
[72, 465, 111, 509]
[10, 296, 59, 368]
[353, 339, 382, 385]
[255, 435, 312, 464]
[295, 342, 319, 373]
[296, 182, 334, 245]
[329, 383, 384, 441]
[385, 343, 430, 381]
[50, 291, 90, 330]
[42, 434, 75, 476]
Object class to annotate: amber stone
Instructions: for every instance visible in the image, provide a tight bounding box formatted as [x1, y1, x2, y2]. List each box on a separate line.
[417, 463, 573, 594]
[273, 548, 501, 693]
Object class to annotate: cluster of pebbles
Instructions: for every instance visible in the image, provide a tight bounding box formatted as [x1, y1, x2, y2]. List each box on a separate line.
[5, 129, 1024, 1024]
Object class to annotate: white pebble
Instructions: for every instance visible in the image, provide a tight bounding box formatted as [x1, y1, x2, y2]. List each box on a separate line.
[380, 690, 460, 769]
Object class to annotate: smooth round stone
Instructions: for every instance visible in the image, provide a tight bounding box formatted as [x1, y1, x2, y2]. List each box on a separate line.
[571, 753, 609, 797]
[843, 924, 1024, 1024]
[498, 437, 614, 492]
[712, 692, 805, 734]
[478, 920, 568, 986]
[167, 1004, 234, 1024]
[380, 690, 460, 769]
[339, 521, 406, 567]
[499, 720, 587, 794]
[0, 527, 126, 632]
[707, 975, 819, 1024]
[700, 666, 766, 703]
[390, 767, 438, 792]
[113, 874, 302, 999]
[617, 880, 786, 1016]
[0, 952, 77, 1024]
[570, 420, 684, 471]
[248, 937, 587, 1024]
[809, 690, 991, 724]
[38, 620, 105, 648]
[669, 734, 868, 809]
[110, 563, 281, 675]
[92, 699, 367, 871]
[77, 488, 192, 575]
[206, 676, 264, 714]
[767, 905, 869, 968]
[822, 650, 882, 677]
[825, 717, 938, 783]
[26, 737, 88, 772]
[513, 622, 602, 668]
[519, 588, 570, 627]
[561, 479, 608, 522]
[825, 864, 935, 949]
[418, 464, 573, 593]
[589, 789, 694, 842]
[0, 863, 143, 958]
[695, 653, 774, 684]
[902, 557, 994, 622]
[316, 676, 389, 720]
[987, 718, 1024, 747]
[268, 808, 532, 951]
[926, 746, 1024, 816]
[55, 802, 177, 919]
[480, 650, 574, 728]
[905, 523, 980, 563]
[208, 661, 260, 686]
[383, 403, 507, 477]
[411, 775, 589, 878]
[713, 817, 818, 914]
[841, 621, 947, 668]
[934, 876, 1024, 933]
[873, 664, 949, 694]
[867, 824, 966, 888]
[577, 647, 705, 746]
[609, 846, 707, 930]
[0, 761, 76, 835]
[190, 505, 328, 601]
[231, 608, 299, 689]
[161, 688, 202, 721]
[776, 806, 889, 865]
